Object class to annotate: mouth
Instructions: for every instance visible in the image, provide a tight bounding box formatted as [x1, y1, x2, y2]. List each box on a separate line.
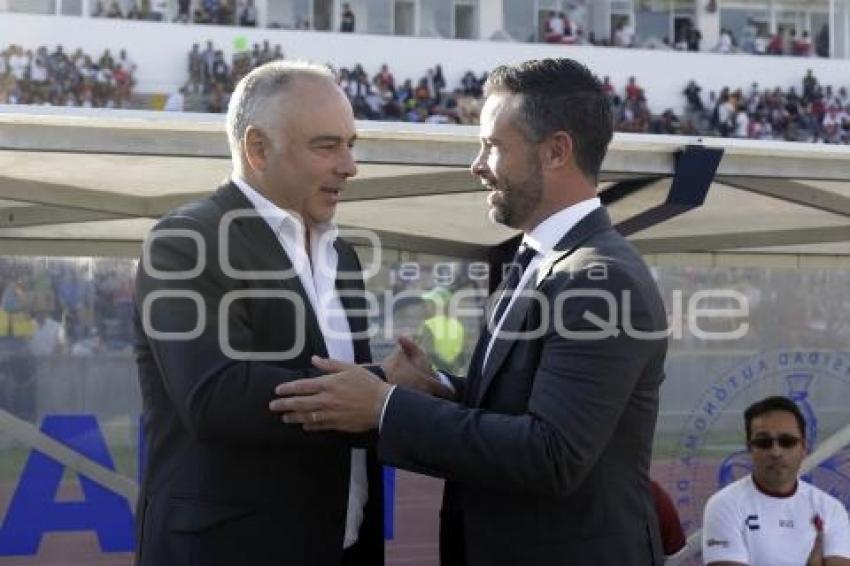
[320, 187, 342, 201]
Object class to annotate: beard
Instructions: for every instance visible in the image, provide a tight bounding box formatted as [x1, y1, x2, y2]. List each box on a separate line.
[486, 159, 544, 229]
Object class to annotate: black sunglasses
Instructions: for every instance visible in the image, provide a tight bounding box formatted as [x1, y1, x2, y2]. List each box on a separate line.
[749, 434, 802, 450]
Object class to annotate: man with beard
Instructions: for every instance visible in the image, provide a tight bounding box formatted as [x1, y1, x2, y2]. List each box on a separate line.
[271, 58, 669, 565]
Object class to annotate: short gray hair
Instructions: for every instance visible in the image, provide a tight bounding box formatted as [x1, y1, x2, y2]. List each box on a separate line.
[225, 60, 335, 167]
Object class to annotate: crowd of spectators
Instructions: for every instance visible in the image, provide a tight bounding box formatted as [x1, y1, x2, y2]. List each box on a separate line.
[173, 42, 487, 123]
[681, 69, 850, 143]
[165, 40, 284, 112]
[539, 11, 829, 60]
[4, 39, 849, 145]
[79, 0, 833, 61]
[0, 44, 137, 107]
[713, 21, 829, 58]
[0, 259, 135, 358]
[91, 0, 260, 26]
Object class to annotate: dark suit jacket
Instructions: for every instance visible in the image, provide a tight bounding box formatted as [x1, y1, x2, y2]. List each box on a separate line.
[133, 182, 383, 566]
[379, 208, 667, 566]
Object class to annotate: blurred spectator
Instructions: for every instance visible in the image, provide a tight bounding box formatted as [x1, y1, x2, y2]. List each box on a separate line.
[238, 0, 257, 27]
[150, 0, 168, 21]
[118, 49, 136, 75]
[803, 68, 819, 103]
[654, 109, 682, 135]
[715, 28, 734, 53]
[767, 32, 784, 55]
[739, 18, 758, 54]
[625, 76, 642, 101]
[373, 63, 396, 95]
[164, 83, 186, 111]
[105, 0, 122, 18]
[176, 0, 189, 22]
[460, 70, 484, 98]
[543, 11, 560, 42]
[613, 21, 633, 47]
[340, 3, 355, 33]
[431, 64, 445, 102]
[793, 29, 813, 57]
[683, 80, 704, 112]
[30, 312, 65, 356]
[686, 26, 702, 51]
[70, 328, 102, 356]
[211, 50, 228, 84]
[816, 24, 830, 57]
[200, 40, 215, 83]
[601, 75, 617, 103]
[188, 43, 203, 92]
[733, 103, 749, 138]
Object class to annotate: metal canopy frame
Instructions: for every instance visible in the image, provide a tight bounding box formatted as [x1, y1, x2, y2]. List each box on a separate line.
[1, 107, 850, 260]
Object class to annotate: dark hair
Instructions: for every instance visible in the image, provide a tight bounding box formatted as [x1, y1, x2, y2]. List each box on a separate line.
[744, 396, 806, 443]
[483, 58, 613, 181]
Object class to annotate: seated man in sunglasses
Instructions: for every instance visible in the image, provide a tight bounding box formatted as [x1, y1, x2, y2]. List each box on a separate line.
[702, 396, 850, 566]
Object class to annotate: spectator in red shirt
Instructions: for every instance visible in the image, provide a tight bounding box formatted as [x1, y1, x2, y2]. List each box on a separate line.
[625, 76, 641, 101]
[601, 76, 615, 98]
[767, 32, 784, 55]
[793, 30, 813, 57]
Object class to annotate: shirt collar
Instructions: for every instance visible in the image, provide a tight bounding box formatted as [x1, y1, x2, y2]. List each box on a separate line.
[523, 197, 601, 254]
[231, 175, 339, 243]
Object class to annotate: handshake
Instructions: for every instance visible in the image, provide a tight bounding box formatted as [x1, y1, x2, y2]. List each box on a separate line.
[268, 336, 456, 433]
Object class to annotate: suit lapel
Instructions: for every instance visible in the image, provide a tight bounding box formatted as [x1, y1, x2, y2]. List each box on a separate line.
[214, 182, 328, 358]
[473, 207, 614, 406]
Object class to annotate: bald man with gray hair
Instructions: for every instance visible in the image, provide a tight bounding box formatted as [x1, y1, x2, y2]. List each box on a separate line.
[133, 61, 385, 566]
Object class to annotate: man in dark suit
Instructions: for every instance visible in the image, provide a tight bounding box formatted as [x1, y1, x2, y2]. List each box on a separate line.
[272, 58, 668, 565]
[133, 62, 384, 566]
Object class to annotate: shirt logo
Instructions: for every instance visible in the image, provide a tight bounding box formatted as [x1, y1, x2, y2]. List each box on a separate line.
[706, 538, 730, 548]
[745, 514, 760, 530]
[779, 519, 795, 528]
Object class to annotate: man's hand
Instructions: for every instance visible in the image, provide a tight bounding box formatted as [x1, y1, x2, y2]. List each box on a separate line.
[382, 336, 455, 399]
[269, 356, 392, 433]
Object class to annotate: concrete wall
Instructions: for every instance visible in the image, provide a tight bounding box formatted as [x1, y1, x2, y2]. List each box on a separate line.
[2, 12, 849, 112]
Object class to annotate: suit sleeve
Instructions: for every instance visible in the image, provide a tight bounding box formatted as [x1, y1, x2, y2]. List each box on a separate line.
[136, 214, 348, 448]
[378, 264, 665, 496]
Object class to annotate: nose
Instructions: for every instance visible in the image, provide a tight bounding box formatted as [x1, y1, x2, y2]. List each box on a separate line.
[768, 443, 785, 458]
[470, 148, 486, 178]
[338, 147, 357, 179]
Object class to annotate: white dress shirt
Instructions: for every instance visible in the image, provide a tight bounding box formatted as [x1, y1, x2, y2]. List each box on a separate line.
[232, 176, 367, 549]
[482, 197, 600, 370]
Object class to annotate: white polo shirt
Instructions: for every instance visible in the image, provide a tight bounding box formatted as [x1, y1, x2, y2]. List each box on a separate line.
[702, 474, 850, 565]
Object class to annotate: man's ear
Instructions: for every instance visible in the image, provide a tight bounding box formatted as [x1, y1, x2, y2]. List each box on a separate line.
[243, 126, 269, 173]
[542, 131, 574, 170]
